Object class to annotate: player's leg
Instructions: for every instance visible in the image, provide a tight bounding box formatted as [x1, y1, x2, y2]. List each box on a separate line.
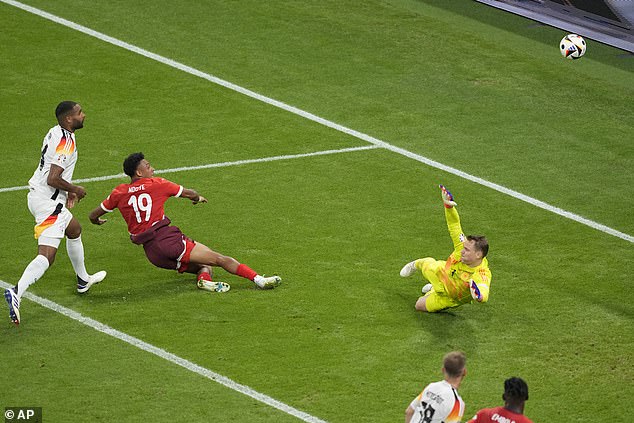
[415, 291, 457, 313]
[188, 242, 281, 289]
[64, 216, 106, 294]
[4, 241, 57, 325]
[184, 263, 230, 293]
[416, 258, 447, 294]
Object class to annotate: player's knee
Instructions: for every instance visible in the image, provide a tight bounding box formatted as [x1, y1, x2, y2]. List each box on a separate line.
[38, 249, 56, 266]
[415, 297, 428, 312]
[65, 222, 82, 239]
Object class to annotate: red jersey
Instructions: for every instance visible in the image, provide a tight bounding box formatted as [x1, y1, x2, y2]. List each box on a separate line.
[467, 407, 533, 423]
[100, 177, 183, 235]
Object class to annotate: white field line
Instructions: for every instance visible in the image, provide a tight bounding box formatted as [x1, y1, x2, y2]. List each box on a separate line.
[0, 145, 379, 194]
[0, 281, 327, 423]
[2, 0, 632, 245]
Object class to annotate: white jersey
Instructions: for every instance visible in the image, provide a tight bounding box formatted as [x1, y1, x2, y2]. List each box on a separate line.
[408, 380, 465, 423]
[28, 125, 78, 204]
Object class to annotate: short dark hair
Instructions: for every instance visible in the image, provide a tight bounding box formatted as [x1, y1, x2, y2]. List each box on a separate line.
[467, 235, 489, 257]
[443, 351, 466, 378]
[123, 152, 145, 177]
[504, 377, 529, 402]
[55, 101, 78, 121]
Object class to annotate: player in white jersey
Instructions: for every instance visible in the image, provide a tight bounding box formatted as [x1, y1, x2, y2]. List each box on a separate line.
[4, 101, 106, 326]
[405, 351, 467, 423]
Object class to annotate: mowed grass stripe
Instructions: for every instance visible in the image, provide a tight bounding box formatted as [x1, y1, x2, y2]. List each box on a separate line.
[0, 280, 328, 423]
[2, 0, 631, 244]
[0, 145, 380, 194]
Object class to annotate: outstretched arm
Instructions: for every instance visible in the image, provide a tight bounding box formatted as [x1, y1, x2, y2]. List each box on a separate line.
[440, 185, 465, 250]
[181, 188, 207, 205]
[88, 206, 108, 225]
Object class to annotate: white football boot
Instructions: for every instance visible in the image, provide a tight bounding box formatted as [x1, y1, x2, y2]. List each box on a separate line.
[197, 280, 231, 293]
[400, 261, 418, 277]
[254, 275, 281, 289]
[77, 270, 107, 294]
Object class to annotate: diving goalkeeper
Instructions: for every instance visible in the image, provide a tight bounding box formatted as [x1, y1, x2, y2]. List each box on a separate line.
[400, 185, 491, 313]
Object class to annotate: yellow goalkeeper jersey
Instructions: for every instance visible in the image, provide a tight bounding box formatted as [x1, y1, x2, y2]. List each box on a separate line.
[438, 207, 491, 304]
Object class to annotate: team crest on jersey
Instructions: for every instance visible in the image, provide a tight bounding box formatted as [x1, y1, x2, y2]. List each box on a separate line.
[56, 154, 67, 163]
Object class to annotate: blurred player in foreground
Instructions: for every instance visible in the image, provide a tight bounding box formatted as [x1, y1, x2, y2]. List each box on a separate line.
[88, 152, 281, 292]
[405, 351, 467, 423]
[4, 101, 106, 326]
[400, 185, 491, 312]
[467, 377, 533, 423]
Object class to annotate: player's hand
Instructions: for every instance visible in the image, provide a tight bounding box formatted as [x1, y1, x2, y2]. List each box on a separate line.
[74, 185, 87, 200]
[90, 217, 108, 225]
[193, 195, 208, 204]
[439, 184, 457, 208]
[66, 192, 78, 209]
[470, 280, 483, 302]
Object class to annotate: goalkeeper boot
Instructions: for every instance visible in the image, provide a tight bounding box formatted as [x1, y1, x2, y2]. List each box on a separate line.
[400, 261, 418, 277]
[422, 283, 433, 295]
[4, 287, 20, 325]
[77, 271, 107, 294]
[197, 280, 230, 293]
[254, 275, 281, 289]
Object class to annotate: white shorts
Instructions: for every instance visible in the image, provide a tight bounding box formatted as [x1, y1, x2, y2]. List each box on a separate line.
[27, 191, 73, 247]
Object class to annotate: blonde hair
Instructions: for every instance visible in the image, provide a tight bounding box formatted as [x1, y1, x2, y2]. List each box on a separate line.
[443, 351, 466, 378]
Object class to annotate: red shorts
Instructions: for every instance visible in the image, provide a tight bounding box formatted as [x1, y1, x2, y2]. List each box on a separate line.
[131, 220, 195, 273]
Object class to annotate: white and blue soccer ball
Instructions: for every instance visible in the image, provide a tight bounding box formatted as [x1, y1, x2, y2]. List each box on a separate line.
[560, 34, 586, 59]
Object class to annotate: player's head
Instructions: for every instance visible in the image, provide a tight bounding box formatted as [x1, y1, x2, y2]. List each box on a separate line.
[55, 101, 85, 131]
[502, 377, 529, 411]
[461, 235, 488, 266]
[123, 152, 154, 179]
[442, 351, 467, 380]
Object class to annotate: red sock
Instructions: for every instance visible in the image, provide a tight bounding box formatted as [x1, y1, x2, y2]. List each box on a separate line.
[198, 271, 212, 282]
[236, 264, 257, 281]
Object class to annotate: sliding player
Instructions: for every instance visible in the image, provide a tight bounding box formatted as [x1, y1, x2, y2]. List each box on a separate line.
[88, 152, 281, 292]
[400, 185, 491, 312]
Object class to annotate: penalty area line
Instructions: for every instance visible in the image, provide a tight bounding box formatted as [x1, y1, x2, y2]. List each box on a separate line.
[2, 0, 632, 244]
[0, 145, 380, 194]
[0, 280, 328, 423]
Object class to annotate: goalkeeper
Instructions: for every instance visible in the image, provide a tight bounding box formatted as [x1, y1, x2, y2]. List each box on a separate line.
[400, 185, 491, 313]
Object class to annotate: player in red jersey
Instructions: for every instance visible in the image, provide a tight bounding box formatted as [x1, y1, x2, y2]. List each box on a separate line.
[467, 377, 534, 423]
[88, 152, 281, 292]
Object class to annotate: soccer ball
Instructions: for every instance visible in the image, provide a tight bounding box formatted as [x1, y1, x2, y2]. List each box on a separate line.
[560, 34, 586, 59]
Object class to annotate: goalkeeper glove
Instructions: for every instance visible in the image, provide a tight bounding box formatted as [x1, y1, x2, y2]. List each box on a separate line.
[439, 184, 457, 208]
[470, 280, 483, 302]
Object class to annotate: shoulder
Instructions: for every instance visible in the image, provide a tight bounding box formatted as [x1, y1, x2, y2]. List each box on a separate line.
[110, 183, 131, 197]
[46, 125, 63, 141]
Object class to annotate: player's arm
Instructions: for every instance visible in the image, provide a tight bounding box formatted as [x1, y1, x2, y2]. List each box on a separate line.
[180, 187, 208, 205]
[404, 405, 415, 423]
[88, 206, 108, 225]
[440, 185, 464, 249]
[48, 164, 86, 200]
[89, 191, 119, 225]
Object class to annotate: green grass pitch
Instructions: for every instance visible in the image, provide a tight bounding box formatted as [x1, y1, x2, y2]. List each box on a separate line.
[0, 1, 632, 422]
